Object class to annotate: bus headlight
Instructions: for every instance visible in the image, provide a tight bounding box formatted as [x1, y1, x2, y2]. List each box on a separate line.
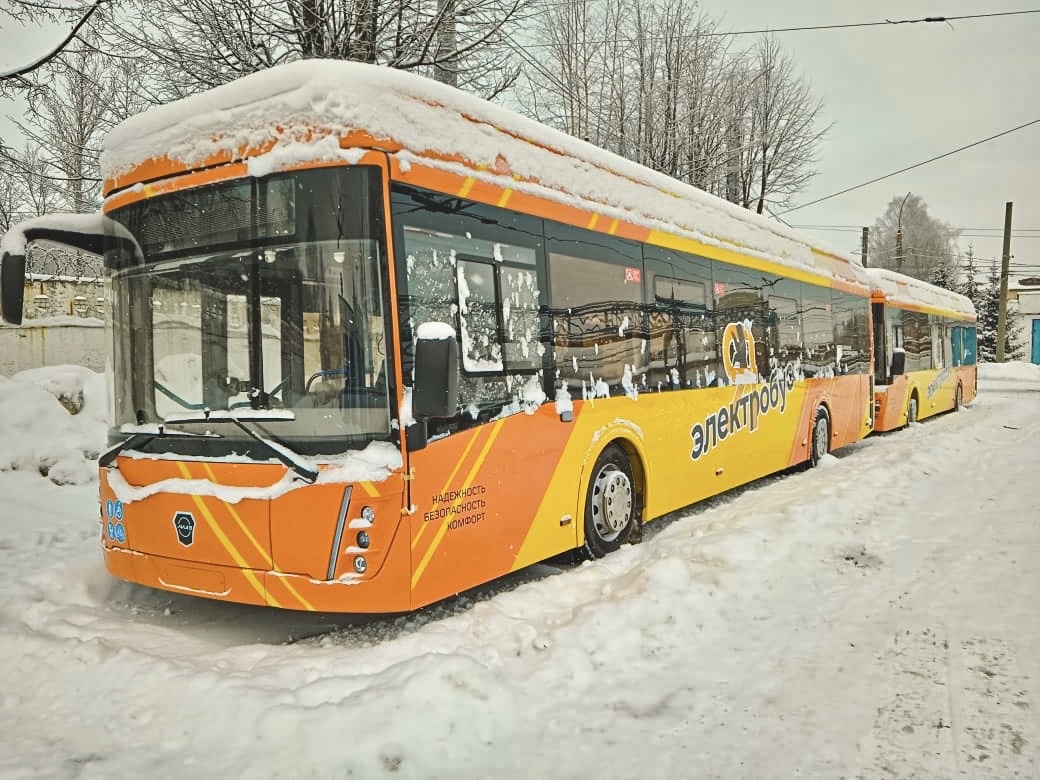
[353, 556, 367, 574]
[356, 531, 370, 549]
[361, 506, 376, 524]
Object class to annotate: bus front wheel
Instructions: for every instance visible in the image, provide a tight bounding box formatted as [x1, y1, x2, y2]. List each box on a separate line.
[583, 444, 636, 559]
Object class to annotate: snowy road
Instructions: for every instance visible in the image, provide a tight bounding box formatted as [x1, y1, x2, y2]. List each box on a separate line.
[0, 364, 1038, 777]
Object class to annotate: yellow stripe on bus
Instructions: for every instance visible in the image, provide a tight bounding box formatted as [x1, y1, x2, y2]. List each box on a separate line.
[497, 189, 513, 208]
[411, 426, 487, 551]
[175, 462, 275, 607]
[411, 419, 505, 589]
[458, 177, 476, 198]
[202, 464, 272, 567]
[198, 464, 315, 611]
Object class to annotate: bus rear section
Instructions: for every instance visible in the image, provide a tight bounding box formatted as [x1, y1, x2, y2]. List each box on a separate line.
[868, 269, 977, 432]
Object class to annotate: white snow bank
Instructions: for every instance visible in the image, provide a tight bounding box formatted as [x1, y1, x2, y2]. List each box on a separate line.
[978, 360, 1040, 382]
[0, 365, 106, 484]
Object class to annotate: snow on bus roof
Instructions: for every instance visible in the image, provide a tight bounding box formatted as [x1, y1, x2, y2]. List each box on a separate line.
[102, 59, 868, 290]
[867, 267, 976, 319]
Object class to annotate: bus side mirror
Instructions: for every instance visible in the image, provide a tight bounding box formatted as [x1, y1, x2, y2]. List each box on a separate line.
[1, 212, 127, 327]
[412, 323, 458, 420]
[889, 349, 905, 378]
[0, 249, 26, 326]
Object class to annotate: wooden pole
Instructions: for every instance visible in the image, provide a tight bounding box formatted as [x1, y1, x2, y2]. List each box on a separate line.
[996, 202, 1013, 362]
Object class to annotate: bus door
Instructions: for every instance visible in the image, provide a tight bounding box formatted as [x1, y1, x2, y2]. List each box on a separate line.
[391, 190, 575, 609]
[871, 301, 887, 386]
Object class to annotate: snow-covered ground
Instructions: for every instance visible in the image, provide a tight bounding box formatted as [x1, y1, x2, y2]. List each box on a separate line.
[1, 362, 1038, 777]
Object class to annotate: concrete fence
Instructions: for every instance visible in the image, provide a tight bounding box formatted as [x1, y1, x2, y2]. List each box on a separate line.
[0, 320, 105, 376]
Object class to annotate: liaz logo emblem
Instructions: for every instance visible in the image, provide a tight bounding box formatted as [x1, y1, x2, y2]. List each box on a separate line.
[173, 511, 196, 547]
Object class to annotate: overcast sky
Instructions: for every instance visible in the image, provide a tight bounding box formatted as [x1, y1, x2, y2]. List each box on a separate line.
[709, 0, 1040, 277]
[2, 1, 1038, 277]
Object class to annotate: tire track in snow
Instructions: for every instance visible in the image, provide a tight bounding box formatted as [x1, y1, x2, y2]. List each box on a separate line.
[860, 628, 1034, 778]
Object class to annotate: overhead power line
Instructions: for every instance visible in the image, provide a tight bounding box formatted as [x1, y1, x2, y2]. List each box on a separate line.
[501, 7, 1040, 50]
[704, 9, 1040, 37]
[778, 118, 1040, 215]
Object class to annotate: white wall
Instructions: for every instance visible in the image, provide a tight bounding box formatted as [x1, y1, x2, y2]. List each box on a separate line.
[1012, 289, 1040, 364]
[1, 278, 106, 376]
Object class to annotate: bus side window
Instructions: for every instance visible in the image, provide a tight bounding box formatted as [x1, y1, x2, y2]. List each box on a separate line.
[547, 224, 644, 397]
[642, 240, 716, 391]
[903, 310, 931, 372]
[766, 280, 803, 378]
[931, 315, 945, 369]
[951, 325, 964, 366]
[799, 284, 836, 378]
[832, 291, 871, 376]
[713, 263, 775, 384]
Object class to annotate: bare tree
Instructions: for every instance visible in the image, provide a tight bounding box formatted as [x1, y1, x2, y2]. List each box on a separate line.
[744, 37, 826, 214]
[0, 164, 25, 233]
[3, 30, 139, 214]
[519, 0, 824, 213]
[0, 0, 109, 83]
[868, 193, 961, 282]
[528, 0, 598, 139]
[433, 0, 458, 86]
[99, 0, 527, 101]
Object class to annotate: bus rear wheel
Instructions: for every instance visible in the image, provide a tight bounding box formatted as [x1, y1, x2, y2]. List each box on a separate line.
[583, 444, 636, 559]
[954, 383, 963, 411]
[906, 394, 919, 427]
[809, 406, 830, 468]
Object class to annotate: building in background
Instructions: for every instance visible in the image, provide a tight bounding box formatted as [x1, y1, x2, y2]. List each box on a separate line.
[1008, 274, 1040, 365]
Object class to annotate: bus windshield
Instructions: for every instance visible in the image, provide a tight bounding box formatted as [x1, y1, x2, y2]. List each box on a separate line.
[105, 166, 392, 457]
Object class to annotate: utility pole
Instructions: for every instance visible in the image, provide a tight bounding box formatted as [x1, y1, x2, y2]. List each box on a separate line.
[895, 193, 910, 272]
[861, 227, 869, 267]
[996, 201, 1013, 362]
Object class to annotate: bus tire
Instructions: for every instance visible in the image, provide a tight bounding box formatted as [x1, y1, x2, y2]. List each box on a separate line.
[809, 406, 830, 468]
[906, 393, 919, 427]
[583, 444, 636, 559]
[954, 383, 963, 411]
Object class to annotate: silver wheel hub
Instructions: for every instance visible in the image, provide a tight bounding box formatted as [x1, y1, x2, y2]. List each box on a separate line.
[591, 466, 632, 542]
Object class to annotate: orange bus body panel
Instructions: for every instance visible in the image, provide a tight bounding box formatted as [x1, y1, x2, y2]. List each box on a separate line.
[100, 461, 413, 612]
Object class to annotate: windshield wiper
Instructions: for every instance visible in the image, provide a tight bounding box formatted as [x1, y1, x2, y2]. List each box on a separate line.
[99, 424, 220, 468]
[162, 410, 319, 483]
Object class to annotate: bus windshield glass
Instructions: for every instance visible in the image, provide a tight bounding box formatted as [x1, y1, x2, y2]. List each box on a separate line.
[105, 166, 391, 456]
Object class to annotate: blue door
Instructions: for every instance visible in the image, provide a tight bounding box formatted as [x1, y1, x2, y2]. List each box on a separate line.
[1032, 319, 1040, 364]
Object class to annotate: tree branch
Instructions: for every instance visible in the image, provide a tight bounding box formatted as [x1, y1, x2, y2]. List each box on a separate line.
[0, 0, 109, 81]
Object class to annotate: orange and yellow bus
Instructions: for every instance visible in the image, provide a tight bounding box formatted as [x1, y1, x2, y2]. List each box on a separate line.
[868, 267, 977, 431]
[0, 61, 875, 612]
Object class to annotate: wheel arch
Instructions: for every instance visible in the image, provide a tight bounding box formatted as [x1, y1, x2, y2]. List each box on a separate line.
[576, 424, 649, 548]
[907, 386, 921, 423]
